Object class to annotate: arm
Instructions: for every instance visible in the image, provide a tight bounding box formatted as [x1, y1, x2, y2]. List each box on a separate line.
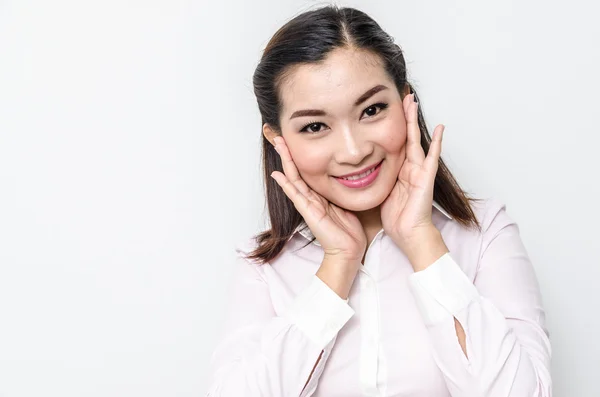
[406, 205, 552, 397]
[205, 250, 355, 397]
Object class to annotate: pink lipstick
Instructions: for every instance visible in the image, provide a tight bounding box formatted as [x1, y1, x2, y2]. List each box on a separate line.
[334, 160, 383, 189]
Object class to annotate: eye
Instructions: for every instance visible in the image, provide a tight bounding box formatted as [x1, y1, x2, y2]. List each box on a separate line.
[299, 121, 327, 134]
[298, 102, 389, 134]
[362, 102, 389, 118]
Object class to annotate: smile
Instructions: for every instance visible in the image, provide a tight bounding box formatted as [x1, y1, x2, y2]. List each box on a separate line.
[333, 160, 383, 189]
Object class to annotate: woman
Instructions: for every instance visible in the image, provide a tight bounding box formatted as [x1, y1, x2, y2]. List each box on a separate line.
[206, 5, 551, 397]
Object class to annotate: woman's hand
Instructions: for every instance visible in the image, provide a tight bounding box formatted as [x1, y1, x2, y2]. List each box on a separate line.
[380, 93, 445, 255]
[270, 135, 367, 266]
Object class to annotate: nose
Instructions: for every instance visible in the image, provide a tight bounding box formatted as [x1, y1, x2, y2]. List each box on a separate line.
[334, 125, 374, 165]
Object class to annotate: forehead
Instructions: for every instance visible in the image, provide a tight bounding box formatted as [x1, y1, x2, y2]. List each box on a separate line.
[279, 48, 393, 116]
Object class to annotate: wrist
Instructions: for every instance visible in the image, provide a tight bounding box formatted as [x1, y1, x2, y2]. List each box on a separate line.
[317, 257, 361, 300]
[402, 226, 449, 272]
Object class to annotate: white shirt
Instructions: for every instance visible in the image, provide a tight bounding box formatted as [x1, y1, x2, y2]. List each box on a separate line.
[205, 198, 552, 396]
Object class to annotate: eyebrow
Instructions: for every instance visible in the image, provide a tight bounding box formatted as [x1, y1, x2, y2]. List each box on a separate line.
[288, 84, 389, 120]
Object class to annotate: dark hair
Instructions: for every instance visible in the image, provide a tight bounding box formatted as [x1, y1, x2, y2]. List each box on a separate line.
[246, 5, 481, 264]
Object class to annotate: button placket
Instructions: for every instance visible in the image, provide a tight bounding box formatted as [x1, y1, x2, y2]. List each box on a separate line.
[358, 235, 384, 397]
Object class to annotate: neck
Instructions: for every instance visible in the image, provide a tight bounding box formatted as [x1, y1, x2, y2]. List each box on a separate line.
[354, 205, 383, 248]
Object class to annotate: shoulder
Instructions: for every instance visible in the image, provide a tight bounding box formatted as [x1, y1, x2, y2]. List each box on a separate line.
[441, 197, 524, 278]
[438, 197, 511, 241]
[439, 197, 515, 251]
[234, 234, 259, 256]
[232, 232, 293, 267]
[469, 197, 518, 236]
[232, 232, 319, 283]
[225, 234, 272, 285]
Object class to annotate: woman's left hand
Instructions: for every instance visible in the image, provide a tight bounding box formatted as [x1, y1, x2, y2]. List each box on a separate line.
[380, 92, 445, 256]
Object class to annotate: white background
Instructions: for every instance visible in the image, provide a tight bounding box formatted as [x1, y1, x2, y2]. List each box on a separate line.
[0, 0, 597, 396]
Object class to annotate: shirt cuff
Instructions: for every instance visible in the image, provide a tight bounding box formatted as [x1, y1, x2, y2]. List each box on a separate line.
[283, 274, 355, 349]
[408, 252, 479, 325]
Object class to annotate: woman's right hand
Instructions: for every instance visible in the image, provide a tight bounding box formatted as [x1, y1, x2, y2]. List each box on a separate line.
[270, 135, 367, 268]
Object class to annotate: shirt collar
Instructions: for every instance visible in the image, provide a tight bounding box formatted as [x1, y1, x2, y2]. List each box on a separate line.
[293, 200, 453, 245]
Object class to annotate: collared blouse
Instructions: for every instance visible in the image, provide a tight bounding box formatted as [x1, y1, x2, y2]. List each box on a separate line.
[205, 198, 552, 396]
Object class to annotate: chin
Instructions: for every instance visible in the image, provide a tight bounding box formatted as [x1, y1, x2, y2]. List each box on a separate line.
[328, 187, 391, 212]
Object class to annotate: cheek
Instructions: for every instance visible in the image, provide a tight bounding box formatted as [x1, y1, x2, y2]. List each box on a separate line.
[378, 117, 407, 154]
[289, 143, 330, 178]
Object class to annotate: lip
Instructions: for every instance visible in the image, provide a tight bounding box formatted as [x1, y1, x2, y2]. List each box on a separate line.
[333, 160, 383, 189]
[335, 160, 384, 178]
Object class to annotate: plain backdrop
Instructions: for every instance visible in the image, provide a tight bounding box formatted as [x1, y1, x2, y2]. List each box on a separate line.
[0, 0, 598, 396]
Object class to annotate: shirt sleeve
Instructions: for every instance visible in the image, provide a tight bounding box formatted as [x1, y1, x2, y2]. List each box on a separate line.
[407, 203, 552, 397]
[205, 250, 355, 397]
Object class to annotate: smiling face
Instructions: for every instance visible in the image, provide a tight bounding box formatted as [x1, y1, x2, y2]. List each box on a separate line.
[264, 47, 410, 212]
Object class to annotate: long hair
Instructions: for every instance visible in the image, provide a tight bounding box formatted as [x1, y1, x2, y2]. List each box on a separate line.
[246, 5, 481, 264]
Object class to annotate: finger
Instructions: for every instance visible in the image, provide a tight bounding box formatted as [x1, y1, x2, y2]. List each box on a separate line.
[271, 170, 311, 213]
[405, 94, 425, 165]
[423, 124, 444, 174]
[274, 136, 311, 196]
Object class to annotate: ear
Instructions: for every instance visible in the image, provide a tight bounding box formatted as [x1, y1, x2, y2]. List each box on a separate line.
[262, 123, 279, 147]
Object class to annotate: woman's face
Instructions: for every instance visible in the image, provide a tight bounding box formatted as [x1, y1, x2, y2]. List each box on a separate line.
[264, 47, 410, 212]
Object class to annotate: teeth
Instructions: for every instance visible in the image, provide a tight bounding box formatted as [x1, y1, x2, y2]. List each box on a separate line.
[342, 166, 376, 181]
